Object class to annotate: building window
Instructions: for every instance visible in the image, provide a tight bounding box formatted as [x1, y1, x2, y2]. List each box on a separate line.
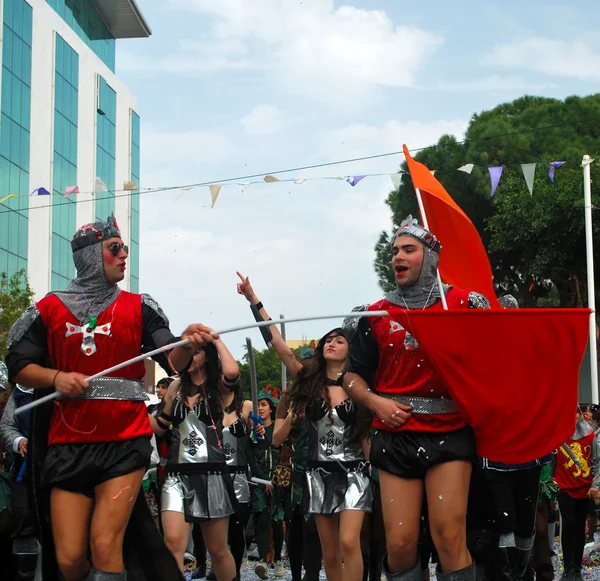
[130, 110, 140, 293]
[0, 0, 32, 278]
[45, 0, 115, 72]
[95, 75, 116, 221]
[51, 34, 78, 290]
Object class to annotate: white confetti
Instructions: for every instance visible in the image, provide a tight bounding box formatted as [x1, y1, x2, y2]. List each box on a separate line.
[438, 495, 443, 501]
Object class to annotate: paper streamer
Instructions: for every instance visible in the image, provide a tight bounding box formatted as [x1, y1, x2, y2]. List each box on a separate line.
[93, 177, 108, 193]
[548, 161, 566, 182]
[488, 166, 504, 197]
[390, 173, 403, 190]
[0, 194, 18, 204]
[521, 163, 536, 196]
[346, 175, 365, 187]
[457, 164, 475, 174]
[209, 184, 222, 208]
[30, 187, 50, 196]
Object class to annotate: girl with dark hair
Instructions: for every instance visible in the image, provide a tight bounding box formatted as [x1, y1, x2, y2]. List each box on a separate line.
[237, 273, 371, 581]
[154, 335, 241, 581]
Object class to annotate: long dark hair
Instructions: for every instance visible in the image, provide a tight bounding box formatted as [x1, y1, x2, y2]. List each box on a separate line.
[180, 343, 223, 409]
[288, 328, 348, 420]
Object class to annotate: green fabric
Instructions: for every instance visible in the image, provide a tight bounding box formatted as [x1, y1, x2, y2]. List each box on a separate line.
[539, 464, 560, 502]
[249, 423, 278, 513]
[0, 471, 12, 514]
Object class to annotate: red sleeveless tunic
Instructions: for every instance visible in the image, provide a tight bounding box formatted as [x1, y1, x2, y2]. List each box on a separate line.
[37, 291, 152, 444]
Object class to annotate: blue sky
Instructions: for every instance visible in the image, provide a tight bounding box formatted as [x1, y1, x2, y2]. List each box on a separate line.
[117, 0, 600, 358]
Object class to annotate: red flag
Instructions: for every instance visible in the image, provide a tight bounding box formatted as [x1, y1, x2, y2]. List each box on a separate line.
[402, 145, 501, 308]
[390, 307, 590, 463]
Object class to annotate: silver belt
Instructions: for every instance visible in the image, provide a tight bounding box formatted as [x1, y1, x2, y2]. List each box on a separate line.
[72, 377, 149, 401]
[380, 394, 458, 414]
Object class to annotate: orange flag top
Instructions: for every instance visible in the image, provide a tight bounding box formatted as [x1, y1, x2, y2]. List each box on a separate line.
[402, 144, 500, 308]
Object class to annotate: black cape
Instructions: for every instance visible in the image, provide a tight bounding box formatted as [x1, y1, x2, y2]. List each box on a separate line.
[29, 387, 184, 581]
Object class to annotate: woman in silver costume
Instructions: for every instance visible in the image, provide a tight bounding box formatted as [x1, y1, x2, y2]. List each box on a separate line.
[236, 272, 372, 581]
[287, 328, 372, 581]
[153, 337, 241, 581]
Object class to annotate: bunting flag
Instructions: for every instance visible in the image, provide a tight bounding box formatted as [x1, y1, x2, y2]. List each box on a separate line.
[30, 187, 50, 196]
[64, 186, 79, 197]
[124, 181, 137, 191]
[391, 307, 590, 463]
[0, 194, 18, 204]
[521, 163, 536, 196]
[390, 173, 403, 190]
[264, 175, 280, 183]
[457, 163, 475, 174]
[402, 144, 500, 308]
[208, 185, 222, 208]
[346, 175, 365, 187]
[294, 179, 307, 184]
[238, 182, 252, 193]
[488, 166, 503, 197]
[93, 177, 108, 193]
[549, 161, 566, 182]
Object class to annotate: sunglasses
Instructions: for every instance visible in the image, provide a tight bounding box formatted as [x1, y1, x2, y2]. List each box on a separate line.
[108, 242, 128, 256]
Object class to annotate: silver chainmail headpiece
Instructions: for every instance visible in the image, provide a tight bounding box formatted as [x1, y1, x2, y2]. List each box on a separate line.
[386, 216, 448, 310]
[51, 214, 122, 323]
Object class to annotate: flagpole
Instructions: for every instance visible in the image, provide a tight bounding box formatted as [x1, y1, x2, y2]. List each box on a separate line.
[415, 187, 448, 310]
[582, 155, 598, 404]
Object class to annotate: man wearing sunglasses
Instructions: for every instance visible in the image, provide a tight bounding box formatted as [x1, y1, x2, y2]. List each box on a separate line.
[5, 214, 210, 581]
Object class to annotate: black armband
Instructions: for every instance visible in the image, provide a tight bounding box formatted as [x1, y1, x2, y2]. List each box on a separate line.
[250, 303, 274, 346]
[159, 412, 173, 423]
[156, 416, 170, 430]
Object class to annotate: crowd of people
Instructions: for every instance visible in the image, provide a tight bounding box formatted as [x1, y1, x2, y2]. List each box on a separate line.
[0, 213, 598, 581]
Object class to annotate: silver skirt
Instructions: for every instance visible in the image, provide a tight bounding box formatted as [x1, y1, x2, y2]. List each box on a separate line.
[232, 472, 251, 504]
[161, 473, 235, 520]
[305, 467, 372, 514]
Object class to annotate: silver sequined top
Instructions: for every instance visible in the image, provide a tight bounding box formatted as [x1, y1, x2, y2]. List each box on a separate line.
[307, 399, 365, 464]
[167, 398, 227, 472]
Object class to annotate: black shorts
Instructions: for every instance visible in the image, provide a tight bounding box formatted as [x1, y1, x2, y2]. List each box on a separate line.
[370, 426, 475, 480]
[44, 437, 152, 497]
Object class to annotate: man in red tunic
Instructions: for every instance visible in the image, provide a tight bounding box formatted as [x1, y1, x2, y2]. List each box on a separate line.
[5, 214, 211, 581]
[343, 216, 489, 581]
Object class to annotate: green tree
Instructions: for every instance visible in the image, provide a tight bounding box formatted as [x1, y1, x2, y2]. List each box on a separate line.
[237, 342, 317, 399]
[374, 93, 600, 313]
[0, 269, 35, 360]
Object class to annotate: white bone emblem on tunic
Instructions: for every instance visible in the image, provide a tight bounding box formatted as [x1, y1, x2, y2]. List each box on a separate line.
[65, 322, 112, 356]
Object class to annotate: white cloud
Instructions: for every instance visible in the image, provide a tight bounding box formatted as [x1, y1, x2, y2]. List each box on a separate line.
[141, 0, 443, 104]
[241, 105, 289, 136]
[431, 75, 557, 92]
[483, 37, 600, 80]
[141, 129, 235, 169]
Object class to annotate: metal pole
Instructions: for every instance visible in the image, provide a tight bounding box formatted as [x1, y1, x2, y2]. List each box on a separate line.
[280, 314, 287, 390]
[415, 187, 448, 310]
[583, 155, 598, 404]
[246, 337, 259, 418]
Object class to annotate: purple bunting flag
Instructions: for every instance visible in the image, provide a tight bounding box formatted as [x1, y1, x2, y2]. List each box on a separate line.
[548, 161, 566, 182]
[346, 175, 366, 187]
[30, 187, 50, 196]
[488, 166, 503, 197]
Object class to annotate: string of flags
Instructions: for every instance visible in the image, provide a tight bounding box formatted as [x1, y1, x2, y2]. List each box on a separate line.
[0, 159, 574, 211]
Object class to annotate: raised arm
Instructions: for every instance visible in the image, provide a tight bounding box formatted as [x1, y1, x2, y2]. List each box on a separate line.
[236, 272, 303, 379]
[148, 378, 180, 434]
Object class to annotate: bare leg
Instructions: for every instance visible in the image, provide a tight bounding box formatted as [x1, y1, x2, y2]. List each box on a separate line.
[425, 461, 472, 573]
[340, 510, 367, 581]
[162, 510, 192, 571]
[201, 517, 236, 581]
[314, 514, 343, 581]
[51, 489, 94, 581]
[89, 468, 145, 572]
[378, 470, 424, 574]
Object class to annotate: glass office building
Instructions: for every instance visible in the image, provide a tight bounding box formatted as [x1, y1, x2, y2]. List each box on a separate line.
[0, 0, 150, 296]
